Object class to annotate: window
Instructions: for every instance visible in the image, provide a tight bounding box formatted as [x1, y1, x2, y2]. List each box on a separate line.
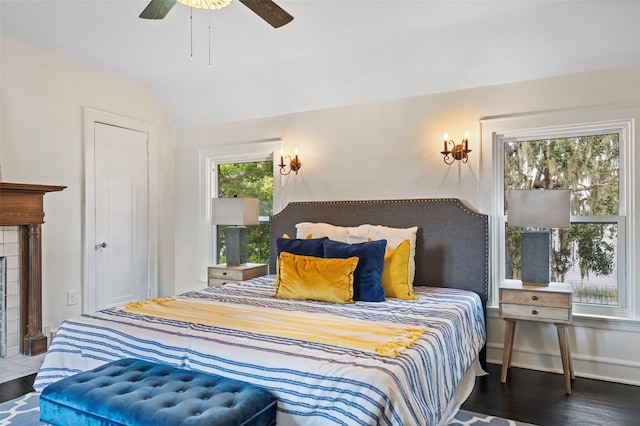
[492, 120, 632, 317]
[504, 133, 621, 303]
[215, 160, 273, 264]
[198, 139, 281, 283]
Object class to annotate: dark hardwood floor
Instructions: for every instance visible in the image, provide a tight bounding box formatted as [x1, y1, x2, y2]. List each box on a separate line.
[0, 373, 37, 403]
[462, 364, 640, 426]
[1, 364, 639, 425]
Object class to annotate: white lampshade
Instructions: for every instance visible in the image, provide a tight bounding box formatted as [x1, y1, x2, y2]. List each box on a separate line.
[508, 189, 571, 229]
[211, 198, 259, 226]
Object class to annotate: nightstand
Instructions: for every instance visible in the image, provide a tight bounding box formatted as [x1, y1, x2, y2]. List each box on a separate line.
[499, 281, 575, 394]
[207, 263, 268, 286]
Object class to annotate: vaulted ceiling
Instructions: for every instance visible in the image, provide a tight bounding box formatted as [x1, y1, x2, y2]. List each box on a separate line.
[2, 1, 639, 129]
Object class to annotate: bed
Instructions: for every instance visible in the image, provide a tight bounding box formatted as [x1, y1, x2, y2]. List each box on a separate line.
[34, 198, 488, 426]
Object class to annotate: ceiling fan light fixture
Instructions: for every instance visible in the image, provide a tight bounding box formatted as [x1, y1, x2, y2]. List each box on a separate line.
[139, 0, 292, 28]
[177, 0, 233, 10]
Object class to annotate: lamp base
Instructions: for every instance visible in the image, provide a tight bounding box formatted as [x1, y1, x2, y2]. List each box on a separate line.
[225, 226, 248, 266]
[521, 231, 550, 286]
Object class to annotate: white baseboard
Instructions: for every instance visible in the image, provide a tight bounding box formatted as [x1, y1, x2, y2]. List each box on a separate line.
[486, 306, 640, 387]
[486, 342, 640, 386]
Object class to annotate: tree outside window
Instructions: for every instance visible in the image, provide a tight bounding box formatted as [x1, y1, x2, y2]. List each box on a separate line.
[216, 160, 273, 264]
[504, 133, 620, 306]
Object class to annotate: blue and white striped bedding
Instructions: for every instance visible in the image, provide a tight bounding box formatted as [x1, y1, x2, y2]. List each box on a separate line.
[34, 276, 485, 426]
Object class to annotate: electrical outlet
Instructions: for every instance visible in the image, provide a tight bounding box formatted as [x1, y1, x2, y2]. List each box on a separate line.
[67, 290, 79, 306]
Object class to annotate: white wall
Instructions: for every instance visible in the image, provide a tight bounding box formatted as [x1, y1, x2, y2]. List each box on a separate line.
[0, 38, 176, 329]
[3, 33, 639, 385]
[175, 66, 640, 385]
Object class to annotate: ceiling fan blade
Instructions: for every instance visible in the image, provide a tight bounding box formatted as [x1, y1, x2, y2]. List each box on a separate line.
[238, 0, 294, 28]
[139, 0, 177, 19]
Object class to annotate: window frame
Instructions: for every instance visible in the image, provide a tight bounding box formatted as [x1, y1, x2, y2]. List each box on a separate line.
[198, 139, 282, 280]
[482, 116, 635, 319]
[213, 159, 275, 265]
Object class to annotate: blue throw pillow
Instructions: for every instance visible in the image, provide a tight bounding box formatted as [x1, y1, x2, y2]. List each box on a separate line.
[323, 239, 387, 302]
[276, 237, 328, 258]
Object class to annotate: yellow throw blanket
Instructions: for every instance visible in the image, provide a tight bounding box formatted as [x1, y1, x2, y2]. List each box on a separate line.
[123, 298, 425, 358]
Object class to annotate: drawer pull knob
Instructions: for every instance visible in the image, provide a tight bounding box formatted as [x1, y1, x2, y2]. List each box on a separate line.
[222, 272, 227, 276]
[532, 309, 539, 315]
[532, 295, 539, 301]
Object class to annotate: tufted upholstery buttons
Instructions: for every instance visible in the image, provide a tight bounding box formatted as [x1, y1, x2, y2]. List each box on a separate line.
[40, 358, 277, 426]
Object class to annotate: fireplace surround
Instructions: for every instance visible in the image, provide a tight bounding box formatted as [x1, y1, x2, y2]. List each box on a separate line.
[0, 182, 65, 356]
[0, 256, 6, 356]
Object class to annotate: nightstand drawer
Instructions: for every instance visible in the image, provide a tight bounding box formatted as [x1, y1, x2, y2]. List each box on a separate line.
[208, 268, 245, 280]
[208, 278, 236, 287]
[500, 289, 570, 308]
[207, 263, 268, 287]
[501, 303, 571, 322]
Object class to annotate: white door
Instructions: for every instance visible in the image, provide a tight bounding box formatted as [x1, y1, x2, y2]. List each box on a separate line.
[94, 122, 149, 309]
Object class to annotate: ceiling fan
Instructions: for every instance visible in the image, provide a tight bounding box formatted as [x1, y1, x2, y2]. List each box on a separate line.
[139, 0, 294, 28]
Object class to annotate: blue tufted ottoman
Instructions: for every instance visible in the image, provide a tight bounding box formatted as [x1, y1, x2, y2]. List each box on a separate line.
[40, 358, 277, 426]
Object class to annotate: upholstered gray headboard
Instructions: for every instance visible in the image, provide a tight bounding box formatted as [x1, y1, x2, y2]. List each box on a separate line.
[269, 198, 489, 303]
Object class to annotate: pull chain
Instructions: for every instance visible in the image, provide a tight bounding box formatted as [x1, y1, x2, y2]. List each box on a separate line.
[188, 6, 214, 67]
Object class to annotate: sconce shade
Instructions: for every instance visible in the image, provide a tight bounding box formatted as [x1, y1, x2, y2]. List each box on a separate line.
[211, 198, 260, 226]
[507, 189, 571, 286]
[507, 189, 571, 229]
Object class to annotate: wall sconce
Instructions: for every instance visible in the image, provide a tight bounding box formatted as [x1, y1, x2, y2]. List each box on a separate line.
[441, 132, 472, 165]
[279, 149, 302, 175]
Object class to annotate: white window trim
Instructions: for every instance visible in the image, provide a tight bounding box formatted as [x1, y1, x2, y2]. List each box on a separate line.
[198, 139, 282, 278]
[480, 107, 636, 320]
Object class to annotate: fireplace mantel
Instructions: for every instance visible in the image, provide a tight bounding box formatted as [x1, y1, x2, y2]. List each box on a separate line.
[0, 182, 65, 355]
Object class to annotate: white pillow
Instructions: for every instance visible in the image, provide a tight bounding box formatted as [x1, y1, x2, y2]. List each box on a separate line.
[295, 222, 351, 242]
[347, 224, 418, 283]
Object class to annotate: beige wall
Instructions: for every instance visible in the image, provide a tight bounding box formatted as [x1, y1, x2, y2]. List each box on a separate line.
[176, 66, 640, 384]
[0, 38, 176, 329]
[176, 66, 639, 285]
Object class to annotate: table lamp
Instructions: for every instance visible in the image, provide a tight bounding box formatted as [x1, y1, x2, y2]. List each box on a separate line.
[507, 189, 571, 285]
[211, 197, 259, 266]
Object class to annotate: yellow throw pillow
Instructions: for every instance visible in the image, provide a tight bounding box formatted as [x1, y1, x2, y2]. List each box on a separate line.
[382, 240, 416, 300]
[275, 233, 289, 283]
[276, 252, 358, 304]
